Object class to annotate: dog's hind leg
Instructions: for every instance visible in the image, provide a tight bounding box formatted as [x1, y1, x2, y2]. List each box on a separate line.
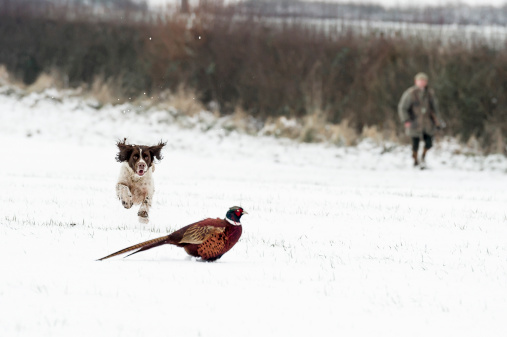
[137, 195, 151, 223]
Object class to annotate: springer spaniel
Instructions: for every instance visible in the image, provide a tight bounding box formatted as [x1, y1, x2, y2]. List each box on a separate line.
[115, 139, 166, 223]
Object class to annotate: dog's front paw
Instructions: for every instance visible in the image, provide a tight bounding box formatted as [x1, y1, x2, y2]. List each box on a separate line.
[122, 199, 133, 209]
[119, 189, 133, 209]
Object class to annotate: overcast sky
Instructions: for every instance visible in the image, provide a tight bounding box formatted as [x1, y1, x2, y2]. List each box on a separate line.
[147, 0, 507, 8]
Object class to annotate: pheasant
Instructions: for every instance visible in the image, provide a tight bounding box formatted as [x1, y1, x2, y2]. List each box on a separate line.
[98, 206, 247, 262]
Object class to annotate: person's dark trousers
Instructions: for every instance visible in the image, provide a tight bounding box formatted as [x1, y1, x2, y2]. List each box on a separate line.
[412, 133, 432, 165]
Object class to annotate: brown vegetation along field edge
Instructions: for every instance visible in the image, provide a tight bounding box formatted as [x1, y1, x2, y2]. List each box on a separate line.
[0, 1, 505, 154]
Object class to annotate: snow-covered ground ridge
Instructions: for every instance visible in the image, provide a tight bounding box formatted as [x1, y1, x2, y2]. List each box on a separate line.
[1, 84, 506, 173]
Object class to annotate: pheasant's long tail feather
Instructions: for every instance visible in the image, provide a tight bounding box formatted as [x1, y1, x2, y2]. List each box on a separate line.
[123, 238, 171, 258]
[97, 235, 171, 261]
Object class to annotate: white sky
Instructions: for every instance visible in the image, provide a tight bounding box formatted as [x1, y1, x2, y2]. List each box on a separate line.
[146, 0, 507, 8]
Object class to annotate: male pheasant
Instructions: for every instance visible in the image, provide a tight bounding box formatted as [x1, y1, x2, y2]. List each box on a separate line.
[98, 206, 247, 262]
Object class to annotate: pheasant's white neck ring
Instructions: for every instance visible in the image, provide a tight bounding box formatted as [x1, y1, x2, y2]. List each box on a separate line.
[226, 218, 241, 226]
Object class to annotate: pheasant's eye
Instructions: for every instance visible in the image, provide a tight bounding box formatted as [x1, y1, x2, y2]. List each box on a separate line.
[235, 209, 242, 216]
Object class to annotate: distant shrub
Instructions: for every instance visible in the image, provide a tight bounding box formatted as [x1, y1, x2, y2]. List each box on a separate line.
[0, 0, 505, 153]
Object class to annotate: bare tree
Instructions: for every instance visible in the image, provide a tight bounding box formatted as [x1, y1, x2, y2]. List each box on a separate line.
[181, 0, 189, 13]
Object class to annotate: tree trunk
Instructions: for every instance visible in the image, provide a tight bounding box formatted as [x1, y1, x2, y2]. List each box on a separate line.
[181, 0, 189, 13]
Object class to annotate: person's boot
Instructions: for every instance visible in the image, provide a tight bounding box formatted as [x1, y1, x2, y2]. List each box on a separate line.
[420, 148, 428, 169]
[422, 148, 428, 161]
[412, 150, 419, 166]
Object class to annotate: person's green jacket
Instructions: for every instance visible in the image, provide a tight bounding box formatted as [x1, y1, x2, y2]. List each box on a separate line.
[398, 86, 443, 138]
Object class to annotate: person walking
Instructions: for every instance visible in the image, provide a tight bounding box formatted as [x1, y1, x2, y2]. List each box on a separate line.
[398, 72, 444, 168]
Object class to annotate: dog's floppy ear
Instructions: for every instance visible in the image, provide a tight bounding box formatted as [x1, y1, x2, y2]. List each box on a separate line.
[149, 140, 166, 161]
[116, 138, 133, 162]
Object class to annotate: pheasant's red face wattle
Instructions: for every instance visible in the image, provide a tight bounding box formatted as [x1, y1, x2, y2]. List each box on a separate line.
[235, 208, 243, 217]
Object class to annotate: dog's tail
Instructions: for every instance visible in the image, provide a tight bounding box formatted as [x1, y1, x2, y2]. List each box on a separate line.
[97, 235, 172, 261]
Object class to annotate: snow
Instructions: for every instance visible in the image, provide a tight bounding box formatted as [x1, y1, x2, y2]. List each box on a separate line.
[1, 86, 507, 337]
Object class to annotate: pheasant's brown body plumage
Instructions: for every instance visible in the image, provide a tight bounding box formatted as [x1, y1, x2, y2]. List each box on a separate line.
[98, 207, 245, 262]
[178, 218, 243, 261]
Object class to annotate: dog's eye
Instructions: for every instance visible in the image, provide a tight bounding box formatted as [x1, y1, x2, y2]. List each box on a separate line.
[133, 155, 138, 159]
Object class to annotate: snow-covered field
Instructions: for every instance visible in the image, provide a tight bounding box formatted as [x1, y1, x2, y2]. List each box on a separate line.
[1, 87, 507, 337]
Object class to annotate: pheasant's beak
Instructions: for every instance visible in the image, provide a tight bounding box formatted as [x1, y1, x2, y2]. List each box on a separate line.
[242, 211, 248, 215]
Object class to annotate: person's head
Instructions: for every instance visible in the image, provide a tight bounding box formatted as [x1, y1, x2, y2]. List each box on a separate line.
[414, 72, 428, 89]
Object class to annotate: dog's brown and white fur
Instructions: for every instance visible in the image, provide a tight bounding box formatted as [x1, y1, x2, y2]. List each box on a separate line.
[115, 139, 166, 223]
